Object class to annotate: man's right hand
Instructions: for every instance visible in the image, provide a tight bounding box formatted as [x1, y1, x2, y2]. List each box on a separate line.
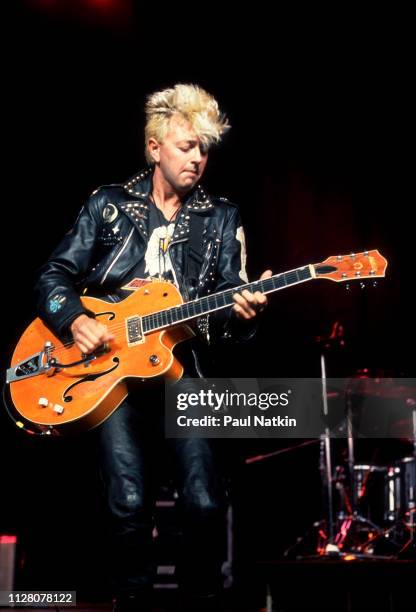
[70, 314, 115, 354]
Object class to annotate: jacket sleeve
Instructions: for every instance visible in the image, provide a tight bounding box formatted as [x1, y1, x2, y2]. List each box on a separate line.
[34, 194, 102, 340]
[210, 204, 258, 343]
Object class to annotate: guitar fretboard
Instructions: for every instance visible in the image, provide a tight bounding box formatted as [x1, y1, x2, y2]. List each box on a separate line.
[141, 265, 312, 333]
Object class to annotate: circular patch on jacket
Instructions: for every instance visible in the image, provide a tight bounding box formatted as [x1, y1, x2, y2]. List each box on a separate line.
[48, 294, 67, 314]
[103, 203, 118, 224]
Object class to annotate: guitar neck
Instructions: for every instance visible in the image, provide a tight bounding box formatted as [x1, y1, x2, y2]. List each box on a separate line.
[142, 265, 313, 333]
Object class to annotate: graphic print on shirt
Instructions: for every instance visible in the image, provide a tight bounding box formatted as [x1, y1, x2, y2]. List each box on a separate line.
[144, 222, 176, 280]
[236, 225, 248, 283]
[118, 200, 181, 296]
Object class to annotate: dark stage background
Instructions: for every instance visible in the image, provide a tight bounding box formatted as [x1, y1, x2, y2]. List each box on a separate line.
[1, 0, 414, 603]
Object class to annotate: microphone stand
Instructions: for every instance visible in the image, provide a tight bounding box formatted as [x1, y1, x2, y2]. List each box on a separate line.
[319, 351, 339, 554]
[284, 321, 345, 559]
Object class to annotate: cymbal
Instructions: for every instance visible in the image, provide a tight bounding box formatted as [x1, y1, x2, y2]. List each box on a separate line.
[346, 378, 416, 400]
[389, 418, 414, 440]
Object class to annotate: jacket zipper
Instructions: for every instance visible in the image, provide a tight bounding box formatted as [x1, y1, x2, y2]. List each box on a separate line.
[198, 240, 213, 283]
[166, 237, 188, 290]
[100, 227, 135, 285]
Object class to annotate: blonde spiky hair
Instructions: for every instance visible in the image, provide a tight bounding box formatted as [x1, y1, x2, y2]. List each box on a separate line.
[144, 84, 230, 164]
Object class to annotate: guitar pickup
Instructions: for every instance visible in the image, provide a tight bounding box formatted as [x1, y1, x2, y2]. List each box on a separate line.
[126, 315, 144, 347]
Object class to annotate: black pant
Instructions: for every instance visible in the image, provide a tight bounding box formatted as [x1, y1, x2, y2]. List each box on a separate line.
[97, 377, 226, 602]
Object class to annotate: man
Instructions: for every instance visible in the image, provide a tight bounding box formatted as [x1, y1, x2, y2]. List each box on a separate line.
[35, 84, 271, 611]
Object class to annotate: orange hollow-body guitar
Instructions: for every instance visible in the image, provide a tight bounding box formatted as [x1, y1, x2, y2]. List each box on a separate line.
[7, 250, 387, 435]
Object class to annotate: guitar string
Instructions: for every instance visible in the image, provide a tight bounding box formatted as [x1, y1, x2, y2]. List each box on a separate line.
[35, 260, 378, 358]
[44, 276, 281, 356]
[40, 270, 347, 357]
[45, 272, 313, 358]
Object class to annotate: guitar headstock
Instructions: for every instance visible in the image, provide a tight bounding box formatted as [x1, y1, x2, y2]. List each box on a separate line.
[313, 250, 388, 282]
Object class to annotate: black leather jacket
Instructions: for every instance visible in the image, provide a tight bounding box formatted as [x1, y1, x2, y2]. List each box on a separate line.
[34, 168, 255, 370]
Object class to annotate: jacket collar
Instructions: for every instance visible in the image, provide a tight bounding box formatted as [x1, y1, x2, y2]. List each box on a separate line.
[123, 167, 215, 212]
[123, 168, 153, 199]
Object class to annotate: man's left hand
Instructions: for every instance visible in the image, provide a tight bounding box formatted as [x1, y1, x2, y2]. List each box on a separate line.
[232, 269, 272, 320]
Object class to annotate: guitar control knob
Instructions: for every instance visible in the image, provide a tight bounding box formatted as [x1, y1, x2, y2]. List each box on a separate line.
[38, 398, 49, 407]
[53, 404, 64, 415]
[149, 354, 160, 365]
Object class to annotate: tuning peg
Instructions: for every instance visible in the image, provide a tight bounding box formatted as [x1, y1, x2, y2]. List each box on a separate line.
[373, 281, 378, 288]
[360, 282, 366, 289]
[345, 284, 350, 291]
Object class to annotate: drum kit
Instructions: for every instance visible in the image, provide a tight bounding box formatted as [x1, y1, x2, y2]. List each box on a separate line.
[305, 339, 416, 560]
[246, 321, 416, 559]
[247, 370, 416, 559]
[277, 374, 416, 560]
[321, 376, 416, 559]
